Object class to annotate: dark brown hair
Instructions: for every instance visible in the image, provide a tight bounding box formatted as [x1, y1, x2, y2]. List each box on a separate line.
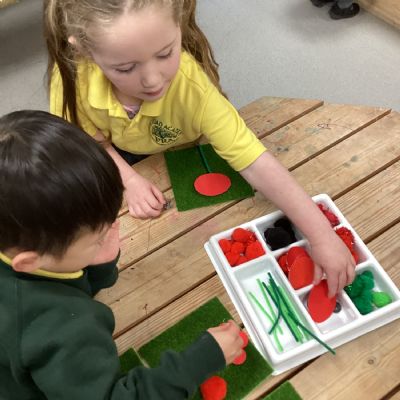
[0, 110, 124, 256]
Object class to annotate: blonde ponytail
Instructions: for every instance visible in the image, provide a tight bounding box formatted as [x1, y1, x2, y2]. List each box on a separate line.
[43, 0, 79, 125]
[181, 0, 226, 96]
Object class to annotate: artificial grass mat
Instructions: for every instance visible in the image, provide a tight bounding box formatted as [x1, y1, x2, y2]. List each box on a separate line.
[119, 348, 144, 374]
[138, 297, 273, 399]
[164, 144, 254, 211]
[262, 381, 302, 400]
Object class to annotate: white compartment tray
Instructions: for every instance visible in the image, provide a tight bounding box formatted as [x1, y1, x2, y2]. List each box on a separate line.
[204, 194, 400, 375]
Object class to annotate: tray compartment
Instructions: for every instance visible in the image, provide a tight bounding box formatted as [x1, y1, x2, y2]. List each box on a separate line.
[299, 288, 359, 334]
[231, 257, 317, 358]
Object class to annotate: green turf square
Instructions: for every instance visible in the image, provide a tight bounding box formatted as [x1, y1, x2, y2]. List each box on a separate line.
[262, 381, 302, 400]
[138, 297, 273, 400]
[119, 348, 144, 374]
[164, 144, 254, 211]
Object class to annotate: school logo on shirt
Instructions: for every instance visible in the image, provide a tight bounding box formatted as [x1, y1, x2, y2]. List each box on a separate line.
[151, 119, 181, 145]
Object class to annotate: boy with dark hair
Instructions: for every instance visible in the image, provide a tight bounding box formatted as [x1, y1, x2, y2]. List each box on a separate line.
[0, 110, 244, 400]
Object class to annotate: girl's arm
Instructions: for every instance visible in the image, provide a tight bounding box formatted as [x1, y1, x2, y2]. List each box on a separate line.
[94, 131, 166, 219]
[240, 151, 356, 297]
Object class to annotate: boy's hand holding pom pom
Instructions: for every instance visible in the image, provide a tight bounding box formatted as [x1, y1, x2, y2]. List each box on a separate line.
[207, 320, 243, 365]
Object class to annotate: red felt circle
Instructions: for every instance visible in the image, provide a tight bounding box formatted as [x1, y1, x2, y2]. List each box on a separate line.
[308, 280, 337, 323]
[286, 246, 308, 267]
[288, 256, 314, 289]
[194, 173, 231, 196]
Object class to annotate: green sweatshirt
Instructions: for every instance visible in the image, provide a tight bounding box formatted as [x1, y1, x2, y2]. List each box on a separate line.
[0, 257, 225, 400]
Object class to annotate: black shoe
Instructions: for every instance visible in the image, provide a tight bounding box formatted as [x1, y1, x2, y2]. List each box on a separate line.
[329, 3, 360, 19]
[311, 0, 334, 7]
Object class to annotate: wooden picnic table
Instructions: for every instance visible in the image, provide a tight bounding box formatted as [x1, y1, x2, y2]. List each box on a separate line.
[96, 97, 400, 400]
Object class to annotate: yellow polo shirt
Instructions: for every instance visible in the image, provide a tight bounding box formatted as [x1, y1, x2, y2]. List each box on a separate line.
[50, 52, 266, 171]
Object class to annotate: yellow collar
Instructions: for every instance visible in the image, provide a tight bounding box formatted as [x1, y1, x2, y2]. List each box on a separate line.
[0, 252, 83, 280]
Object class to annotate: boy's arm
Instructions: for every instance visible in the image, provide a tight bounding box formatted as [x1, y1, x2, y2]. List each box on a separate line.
[240, 151, 356, 297]
[21, 296, 225, 400]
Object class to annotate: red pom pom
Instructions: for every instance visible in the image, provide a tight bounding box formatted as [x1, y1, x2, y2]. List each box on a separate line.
[236, 255, 248, 265]
[245, 240, 265, 260]
[247, 232, 257, 243]
[233, 350, 247, 365]
[218, 239, 232, 254]
[318, 203, 339, 227]
[225, 252, 240, 267]
[239, 331, 249, 348]
[200, 376, 227, 400]
[335, 227, 355, 251]
[231, 241, 245, 255]
[232, 228, 253, 243]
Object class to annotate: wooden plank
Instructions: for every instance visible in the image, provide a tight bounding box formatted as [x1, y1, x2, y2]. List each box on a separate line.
[389, 389, 400, 400]
[264, 104, 389, 170]
[97, 115, 400, 334]
[292, 111, 400, 198]
[113, 161, 400, 399]
[238, 97, 323, 138]
[358, 0, 400, 30]
[118, 97, 324, 214]
[291, 222, 400, 400]
[114, 160, 400, 350]
[113, 273, 301, 399]
[116, 104, 390, 269]
[335, 161, 400, 242]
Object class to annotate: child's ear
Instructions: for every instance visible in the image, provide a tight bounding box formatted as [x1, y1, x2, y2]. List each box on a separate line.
[12, 252, 41, 273]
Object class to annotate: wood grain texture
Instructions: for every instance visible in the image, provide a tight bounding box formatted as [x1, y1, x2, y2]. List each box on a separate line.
[93, 98, 400, 400]
[101, 120, 400, 335]
[118, 97, 323, 214]
[291, 223, 400, 400]
[359, 0, 400, 29]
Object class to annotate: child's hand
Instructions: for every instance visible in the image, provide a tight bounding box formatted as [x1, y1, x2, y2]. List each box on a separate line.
[91, 221, 120, 265]
[310, 231, 356, 298]
[207, 320, 244, 365]
[125, 173, 166, 219]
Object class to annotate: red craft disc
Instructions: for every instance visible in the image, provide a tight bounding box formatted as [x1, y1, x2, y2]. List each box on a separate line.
[286, 246, 308, 267]
[277, 254, 289, 274]
[288, 256, 314, 289]
[308, 280, 337, 323]
[194, 173, 231, 196]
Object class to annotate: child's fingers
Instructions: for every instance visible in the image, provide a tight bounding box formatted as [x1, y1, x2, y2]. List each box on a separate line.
[313, 263, 323, 286]
[326, 271, 339, 298]
[336, 270, 347, 294]
[346, 262, 356, 285]
[150, 185, 166, 206]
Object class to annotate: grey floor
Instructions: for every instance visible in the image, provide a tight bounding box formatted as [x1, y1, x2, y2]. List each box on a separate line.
[1, 0, 400, 116]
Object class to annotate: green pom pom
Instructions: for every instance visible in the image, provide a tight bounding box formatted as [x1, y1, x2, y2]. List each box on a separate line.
[361, 270, 374, 280]
[345, 276, 364, 298]
[372, 291, 392, 308]
[353, 295, 373, 315]
[359, 271, 375, 290]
